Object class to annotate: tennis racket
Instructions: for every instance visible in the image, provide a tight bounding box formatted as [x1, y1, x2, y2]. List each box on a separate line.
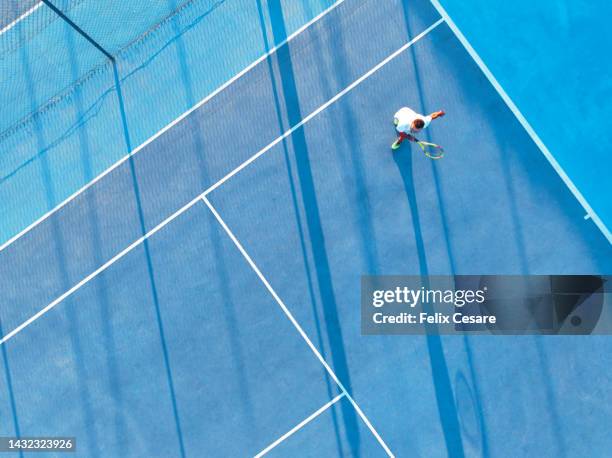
[416, 140, 444, 159]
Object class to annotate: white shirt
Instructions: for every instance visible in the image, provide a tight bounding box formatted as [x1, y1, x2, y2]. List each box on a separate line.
[394, 107, 432, 134]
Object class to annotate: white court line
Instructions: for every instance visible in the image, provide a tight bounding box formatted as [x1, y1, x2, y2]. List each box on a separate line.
[0, 16, 441, 353]
[0, 0, 347, 253]
[203, 197, 394, 457]
[254, 393, 345, 457]
[0, 2, 42, 36]
[429, 0, 612, 245]
[0, 192, 203, 345]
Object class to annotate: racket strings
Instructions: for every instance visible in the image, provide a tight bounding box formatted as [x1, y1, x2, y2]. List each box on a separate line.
[418, 141, 444, 159]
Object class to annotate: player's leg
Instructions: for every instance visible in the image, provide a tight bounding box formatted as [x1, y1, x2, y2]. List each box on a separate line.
[391, 132, 408, 150]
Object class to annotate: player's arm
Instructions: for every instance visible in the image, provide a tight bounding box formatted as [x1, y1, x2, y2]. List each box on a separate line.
[430, 110, 445, 120]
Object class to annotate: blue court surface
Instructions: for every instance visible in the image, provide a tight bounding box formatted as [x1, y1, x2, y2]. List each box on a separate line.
[0, 0, 611, 457]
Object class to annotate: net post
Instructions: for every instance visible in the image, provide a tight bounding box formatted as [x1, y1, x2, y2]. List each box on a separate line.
[41, 1, 132, 152]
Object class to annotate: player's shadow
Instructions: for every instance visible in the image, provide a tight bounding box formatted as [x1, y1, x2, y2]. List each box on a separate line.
[396, 4, 492, 457]
[392, 144, 465, 458]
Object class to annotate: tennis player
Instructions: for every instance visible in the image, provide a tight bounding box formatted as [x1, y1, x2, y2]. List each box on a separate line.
[391, 107, 445, 150]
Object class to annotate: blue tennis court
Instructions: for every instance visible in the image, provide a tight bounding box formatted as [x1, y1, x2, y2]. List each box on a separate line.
[0, 0, 611, 456]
